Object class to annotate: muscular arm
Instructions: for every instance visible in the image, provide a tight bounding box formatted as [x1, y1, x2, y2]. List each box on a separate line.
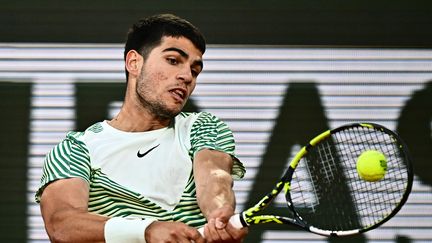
[194, 149, 248, 242]
[194, 149, 235, 217]
[40, 178, 107, 243]
[40, 177, 205, 243]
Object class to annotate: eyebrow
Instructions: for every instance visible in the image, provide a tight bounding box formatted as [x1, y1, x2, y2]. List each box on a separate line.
[162, 47, 203, 70]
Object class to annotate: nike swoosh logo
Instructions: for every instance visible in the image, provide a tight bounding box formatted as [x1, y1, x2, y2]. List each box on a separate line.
[137, 144, 160, 158]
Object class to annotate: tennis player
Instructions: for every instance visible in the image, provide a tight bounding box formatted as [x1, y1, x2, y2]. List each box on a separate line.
[35, 14, 248, 243]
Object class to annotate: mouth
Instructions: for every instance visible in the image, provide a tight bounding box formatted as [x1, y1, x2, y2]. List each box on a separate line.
[169, 88, 187, 102]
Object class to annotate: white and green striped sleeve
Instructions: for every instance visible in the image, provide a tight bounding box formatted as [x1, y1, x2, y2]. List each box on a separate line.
[35, 133, 92, 203]
[190, 112, 245, 179]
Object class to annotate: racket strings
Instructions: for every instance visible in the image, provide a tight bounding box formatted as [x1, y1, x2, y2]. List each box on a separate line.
[289, 156, 319, 211]
[337, 127, 409, 228]
[290, 125, 410, 231]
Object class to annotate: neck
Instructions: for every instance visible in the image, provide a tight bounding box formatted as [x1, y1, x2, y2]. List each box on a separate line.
[108, 95, 172, 133]
[108, 112, 171, 132]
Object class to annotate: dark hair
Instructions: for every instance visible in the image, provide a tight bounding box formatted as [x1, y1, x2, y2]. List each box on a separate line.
[124, 14, 206, 80]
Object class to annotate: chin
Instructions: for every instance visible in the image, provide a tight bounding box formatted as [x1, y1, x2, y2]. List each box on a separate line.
[158, 107, 182, 119]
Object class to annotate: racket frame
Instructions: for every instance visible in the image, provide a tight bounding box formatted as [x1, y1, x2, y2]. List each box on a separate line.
[237, 123, 413, 237]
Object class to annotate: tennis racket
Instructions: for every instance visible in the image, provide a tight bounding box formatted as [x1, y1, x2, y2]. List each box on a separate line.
[199, 123, 413, 237]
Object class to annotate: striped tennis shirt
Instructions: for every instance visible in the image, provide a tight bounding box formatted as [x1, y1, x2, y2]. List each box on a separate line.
[35, 112, 245, 227]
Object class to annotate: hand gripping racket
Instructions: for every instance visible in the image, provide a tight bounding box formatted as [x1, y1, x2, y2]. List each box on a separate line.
[199, 123, 413, 237]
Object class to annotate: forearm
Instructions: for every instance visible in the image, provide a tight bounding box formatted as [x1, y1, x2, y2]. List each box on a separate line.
[43, 207, 108, 243]
[194, 149, 236, 218]
[40, 178, 108, 243]
[197, 168, 235, 217]
[194, 149, 248, 242]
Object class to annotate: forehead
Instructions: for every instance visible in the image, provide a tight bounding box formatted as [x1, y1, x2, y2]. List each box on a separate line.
[155, 36, 203, 58]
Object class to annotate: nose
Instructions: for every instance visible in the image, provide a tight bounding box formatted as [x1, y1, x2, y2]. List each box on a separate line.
[177, 67, 193, 84]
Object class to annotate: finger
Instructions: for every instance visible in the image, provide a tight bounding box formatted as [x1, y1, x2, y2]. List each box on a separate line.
[203, 223, 212, 241]
[214, 218, 226, 229]
[205, 219, 222, 242]
[213, 218, 234, 242]
[192, 236, 206, 243]
[187, 227, 205, 243]
[177, 228, 196, 243]
[178, 237, 191, 243]
[225, 222, 248, 241]
[215, 228, 233, 242]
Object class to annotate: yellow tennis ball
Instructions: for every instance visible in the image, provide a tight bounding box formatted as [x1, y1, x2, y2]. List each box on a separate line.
[356, 150, 387, 182]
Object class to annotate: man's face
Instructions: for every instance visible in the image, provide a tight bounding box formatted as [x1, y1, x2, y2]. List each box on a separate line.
[135, 36, 203, 119]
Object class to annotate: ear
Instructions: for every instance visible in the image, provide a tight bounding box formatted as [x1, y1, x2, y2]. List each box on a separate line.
[125, 50, 143, 78]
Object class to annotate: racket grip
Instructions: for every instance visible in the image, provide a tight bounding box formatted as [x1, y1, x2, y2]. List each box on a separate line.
[197, 214, 243, 236]
[228, 213, 244, 228]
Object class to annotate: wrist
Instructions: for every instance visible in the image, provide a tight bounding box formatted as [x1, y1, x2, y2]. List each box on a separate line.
[104, 217, 157, 243]
[206, 204, 235, 223]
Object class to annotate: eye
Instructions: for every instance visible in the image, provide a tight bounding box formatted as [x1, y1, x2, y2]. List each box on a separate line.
[166, 57, 178, 65]
[191, 69, 200, 78]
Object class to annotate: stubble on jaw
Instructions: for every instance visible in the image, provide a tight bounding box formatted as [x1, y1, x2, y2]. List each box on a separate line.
[135, 69, 184, 120]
